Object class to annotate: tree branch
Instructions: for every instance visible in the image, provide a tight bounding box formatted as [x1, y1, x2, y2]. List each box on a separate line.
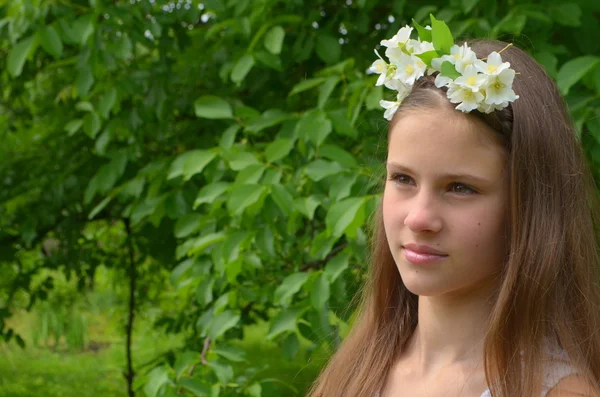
[299, 242, 347, 272]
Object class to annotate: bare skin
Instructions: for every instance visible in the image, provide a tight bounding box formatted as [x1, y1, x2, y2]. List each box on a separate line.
[380, 107, 507, 397]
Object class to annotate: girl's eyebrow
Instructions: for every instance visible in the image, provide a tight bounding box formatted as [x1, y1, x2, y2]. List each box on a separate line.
[386, 162, 491, 185]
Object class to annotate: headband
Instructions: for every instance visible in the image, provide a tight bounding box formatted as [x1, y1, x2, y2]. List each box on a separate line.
[369, 15, 519, 120]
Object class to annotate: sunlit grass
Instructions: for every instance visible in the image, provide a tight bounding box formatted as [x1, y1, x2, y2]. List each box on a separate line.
[0, 308, 326, 397]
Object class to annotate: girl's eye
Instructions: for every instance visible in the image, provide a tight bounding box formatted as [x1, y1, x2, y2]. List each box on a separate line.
[449, 183, 476, 195]
[389, 173, 414, 185]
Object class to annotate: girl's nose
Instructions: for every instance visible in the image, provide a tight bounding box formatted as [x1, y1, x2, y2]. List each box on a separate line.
[403, 192, 443, 234]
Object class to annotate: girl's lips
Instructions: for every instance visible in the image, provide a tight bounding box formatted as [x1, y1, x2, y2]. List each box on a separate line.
[403, 246, 448, 265]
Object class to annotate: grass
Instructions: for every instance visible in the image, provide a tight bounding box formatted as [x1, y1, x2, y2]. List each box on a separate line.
[0, 309, 182, 397]
[0, 310, 326, 397]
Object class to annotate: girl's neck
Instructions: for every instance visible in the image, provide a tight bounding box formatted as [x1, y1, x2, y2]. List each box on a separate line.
[405, 277, 499, 376]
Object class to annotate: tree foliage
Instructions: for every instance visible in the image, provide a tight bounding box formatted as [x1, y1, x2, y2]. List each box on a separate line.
[1, 0, 599, 395]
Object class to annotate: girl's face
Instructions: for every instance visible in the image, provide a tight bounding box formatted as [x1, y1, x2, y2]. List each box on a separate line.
[383, 107, 508, 298]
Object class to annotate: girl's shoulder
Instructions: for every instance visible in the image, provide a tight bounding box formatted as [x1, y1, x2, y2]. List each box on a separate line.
[540, 343, 579, 396]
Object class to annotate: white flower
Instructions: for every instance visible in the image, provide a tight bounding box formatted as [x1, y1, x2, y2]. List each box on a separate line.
[432, 43, 477, 74]
[385, 46, 406, 65]
[454, 65, 487, 92]
[368, 50, 390, 86]
[475, 52, 510, 76]
[425, 25, 432, 30]
[393, 52, 426, 85]
[408, 39, 435, 55]
[477, 101, 508, 114]
[434, 74, 453, 88]
[446, 83, 484, 113]
[483, 69, 519, 105]
[380, 25, 413, 49]
[380, 99, 400, 121]
[380, 90, 410, 121]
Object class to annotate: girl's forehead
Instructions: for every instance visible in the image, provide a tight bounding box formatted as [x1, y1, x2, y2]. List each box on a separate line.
[387, 109, 506, 176]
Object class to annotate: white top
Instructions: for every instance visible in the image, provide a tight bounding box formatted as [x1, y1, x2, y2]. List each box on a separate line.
[376, 344, 578, 397]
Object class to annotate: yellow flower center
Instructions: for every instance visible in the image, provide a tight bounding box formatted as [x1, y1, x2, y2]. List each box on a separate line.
[467, 76, 477, 86]
[492, 80, 504, 91]
[405, 64, 414, 74]
[488, 65, 498, 74]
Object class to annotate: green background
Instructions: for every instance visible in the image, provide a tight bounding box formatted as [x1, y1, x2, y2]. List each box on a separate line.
[1, 0, 599, 396]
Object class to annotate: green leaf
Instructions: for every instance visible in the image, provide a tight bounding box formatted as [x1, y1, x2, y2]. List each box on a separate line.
[304, 160, 344, 181]
[194, 96, 233, 119]
[412, 19, 432, 42]
[38, 26, 63, 58]
[415, 50, 439, 68]
[461, 0, 479, 14]
[247, 383, 262, 397]
[235, 164, 266, 184]
[226, 184, 267, 216]
[264, 26, 285, 55]
[114, 34, 132, 59]
[208, 361, 234, 384]
[319, 144, 357, 168]
[143, 367, 170, 397]
[245, 109, 291, 133]
[535, 52, 558, 79]
[179, 378, 211, 397]
[88, 196, 112, 220]
[168, 150, 217, 180]
[173, 351, 200, 381]
[255, 226, 275, 257]
[76, 101, 94, 112]
[315, 34, 341, 64]
[270, 184, 293, 215]
[267, 308, 303, 339]
[328, 109, 357, 138]
[83, 112, 101, 138]
[72, 14, 95, 45]
[329, 174, 358, 200]
[318, 77, 340, 109]
[440, 61, 461, 79]
[185, 232, 227, 257]
[430, 14, 454, 54]
[551, 3, 581, 27]
[231, 54, 255, 84]
[326, 197, 366, 238]
[220, 124, 240, 148]
[76, 67, 94, 98]
[183, 150, 218, 181]
[296, 110, 332, 147]
[557, 56, 600, 95]
[282, 332, 300, 360]
[208, 310, 240, 340]
[289, 78, 326, 96]
[293, 196, 320, 220]
[324, 252, 350, 282]
[227, 151, 260, 171]
[310, 272, 330, 310]
[265, 138, 294, 163]
[174, 213, 202, 238]
[213, 345, 247, 362]
[496, 14, 527, 36]
[97, 88, 117, 119]
[274, 272, 310, 306]
[7, 35, 36, 77]
[64, 119, 83, 136]
[196, 278, 214, 306]
[254, 50, 283, 71]
[194, 182, 231, 208]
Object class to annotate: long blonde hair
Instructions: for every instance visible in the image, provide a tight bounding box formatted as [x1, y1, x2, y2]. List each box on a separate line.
[308, 40, 600, 397]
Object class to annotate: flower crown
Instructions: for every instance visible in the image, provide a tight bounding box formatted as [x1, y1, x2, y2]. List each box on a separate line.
[369, 15, 519, 121]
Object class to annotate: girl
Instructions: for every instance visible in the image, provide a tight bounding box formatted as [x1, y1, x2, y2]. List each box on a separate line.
[307, 24, 600, 397]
